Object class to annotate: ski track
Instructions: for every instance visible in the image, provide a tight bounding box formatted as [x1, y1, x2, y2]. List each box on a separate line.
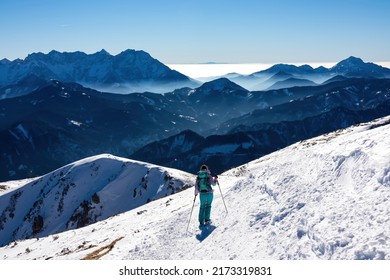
[1, 119, 390, 260]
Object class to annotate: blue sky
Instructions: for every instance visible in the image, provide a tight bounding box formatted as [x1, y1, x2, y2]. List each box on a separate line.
[1, 0, 389, 64]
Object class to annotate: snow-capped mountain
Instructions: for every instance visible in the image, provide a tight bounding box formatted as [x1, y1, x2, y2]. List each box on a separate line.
[222, 78, 390, 129]
[2, 75, 390, 182]
[1, 116, 389, 260]
[0, 154, 194, 247]
[330, 56, 390, 78]
[131, 77, 390, 174]
[0, 49, 198, 97]
[228, 57, 390, 91]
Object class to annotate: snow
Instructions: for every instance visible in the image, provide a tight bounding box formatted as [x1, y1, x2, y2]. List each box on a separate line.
[0, 178, 37, 195]
[15, 124, 29, 140]
[68, 119, 82, 127]
[0, 117, 390, 261]
[179, 114, 198, 122]
[0, 154, 194, 248]
[0, 50, 194, 96]
[9, 124, 35, 147]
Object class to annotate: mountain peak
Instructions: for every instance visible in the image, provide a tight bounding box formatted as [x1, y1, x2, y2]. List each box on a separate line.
[333, 56, 365, 69]
[25, 51, 46, 62]
[117, 49, 148, 57]
[254, 63, 316, 76]
[93, 49, 110, 56]
[331, 56, 390, 77]
[0, 58, 11, 64]
[198, 78, 248, 93]
[47, 50, 61, 56]
[345, 56, 364, 63]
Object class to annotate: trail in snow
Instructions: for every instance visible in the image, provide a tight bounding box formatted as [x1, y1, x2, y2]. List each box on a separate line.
[0, 117, 389, 260]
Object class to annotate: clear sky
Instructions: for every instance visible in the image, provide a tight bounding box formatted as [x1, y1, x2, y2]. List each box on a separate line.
[1, 0, 389, 64]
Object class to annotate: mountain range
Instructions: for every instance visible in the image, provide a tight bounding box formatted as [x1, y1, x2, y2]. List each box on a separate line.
[132, 76, 390, 174]
[216, 56, 390, 91]
[1, 50, 390, 261]
[1, 116, 389, 259]
[1, 51, 390, 182]
[0, 80, 204, 180]
[0, 49, 198, 98]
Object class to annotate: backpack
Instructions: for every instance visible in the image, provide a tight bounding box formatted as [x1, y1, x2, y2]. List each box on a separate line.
[197, 170, 211, 192]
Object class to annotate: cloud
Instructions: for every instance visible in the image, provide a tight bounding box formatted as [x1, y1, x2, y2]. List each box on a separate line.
[168, 63, 273, 78]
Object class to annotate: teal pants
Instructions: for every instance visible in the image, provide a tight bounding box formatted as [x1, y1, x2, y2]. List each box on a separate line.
[198, 192, 213, 224]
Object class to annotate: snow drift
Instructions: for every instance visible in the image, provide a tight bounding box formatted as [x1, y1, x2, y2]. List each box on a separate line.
[0, 117, 389, 260]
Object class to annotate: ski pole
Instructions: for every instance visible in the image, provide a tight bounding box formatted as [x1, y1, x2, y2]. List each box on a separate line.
[186, 195, 197, 233]
[217, 180, 228, 213]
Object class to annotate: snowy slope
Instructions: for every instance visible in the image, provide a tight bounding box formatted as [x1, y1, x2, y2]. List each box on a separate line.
[1, 117, 390, 260]
[0, 154, 194, 247]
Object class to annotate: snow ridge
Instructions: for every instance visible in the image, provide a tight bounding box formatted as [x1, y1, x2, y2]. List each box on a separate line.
[1, 117, 390, 260]
[0, 154, 193, 247]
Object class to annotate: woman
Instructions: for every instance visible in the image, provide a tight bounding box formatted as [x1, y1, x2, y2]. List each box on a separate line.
[195, 165, 217, 227]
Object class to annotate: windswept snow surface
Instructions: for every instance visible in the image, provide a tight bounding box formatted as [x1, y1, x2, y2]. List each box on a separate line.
[1, 117, 390, 260]
[0, 154, 194, 248]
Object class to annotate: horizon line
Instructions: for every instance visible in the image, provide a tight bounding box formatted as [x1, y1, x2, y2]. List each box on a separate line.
[168, 61, 390, 79]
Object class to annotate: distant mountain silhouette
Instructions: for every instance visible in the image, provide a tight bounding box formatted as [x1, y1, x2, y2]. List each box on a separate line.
[0, 49, 199, 98]
[330, 56, 390, 77]
[227, 57, 390, 91]
[267, 77, 317, 90]
[2, 52, 390, 181]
